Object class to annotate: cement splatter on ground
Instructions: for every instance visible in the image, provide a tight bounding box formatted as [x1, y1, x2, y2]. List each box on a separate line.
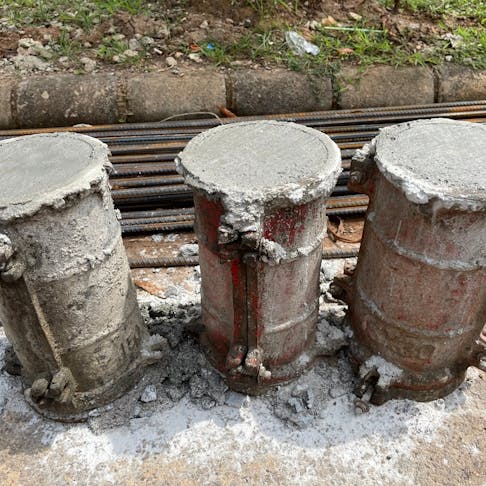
[0, 259, 484, 485]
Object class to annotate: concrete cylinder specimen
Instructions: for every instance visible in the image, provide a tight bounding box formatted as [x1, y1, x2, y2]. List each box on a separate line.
[346, 118, 486, 403]
[0, 133, 160, 420]
[177, 121, 341, 393]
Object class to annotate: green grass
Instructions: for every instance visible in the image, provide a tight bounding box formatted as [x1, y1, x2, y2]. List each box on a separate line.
[1, 0, 485, 71]
[51, 28, 82, 59]
[96, 35, 144, 64]
[432, 26, 486, 69]
[233, 0, 299, 17]
[200, 23, 440, 73]
[0, 0, 147, 30]
[381, 0, 486, 24]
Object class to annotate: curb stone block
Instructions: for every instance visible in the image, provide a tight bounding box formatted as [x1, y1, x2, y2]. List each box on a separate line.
[228, 69, 332, 115]
[437, 64, 486, 102]
[127, 72, 226, 122]
[0, 76, 14, 129]
[16, 74, 119, 128]
[337, 65, 435, 109]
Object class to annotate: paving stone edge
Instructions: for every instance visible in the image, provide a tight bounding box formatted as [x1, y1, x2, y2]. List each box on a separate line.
[0, 64, 484, 129]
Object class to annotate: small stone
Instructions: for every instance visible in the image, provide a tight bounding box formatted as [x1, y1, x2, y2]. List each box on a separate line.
[164, 285, 179, 298]
[445, 55, 453, 62]
[128, 38, 141, 51]
[13, 54, 50, 71]
[321, 16, 337, 26]
[123, 49, 138, 58]
[165, 56, 177, 67]
[140, 384, 157, 403]
[188, 53, 202, 63]
[80, 57, 96, 73]
[306, 20, 320, 30]
[349, 12, 362, 21]
[141, 36, 154, 47]
[287, 397, 305, 413]
[178, 243, 198, 257]
[315, 318, 347, 355]
[199, 20, 209, 29]
[30, 378, 49, 399]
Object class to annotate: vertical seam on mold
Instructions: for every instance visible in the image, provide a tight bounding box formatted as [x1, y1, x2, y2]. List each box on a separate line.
[116, 74, 129, 123]
[432, 66, 440, 103]
[10, 76, 19, 128]
[225, 71, 235, 112]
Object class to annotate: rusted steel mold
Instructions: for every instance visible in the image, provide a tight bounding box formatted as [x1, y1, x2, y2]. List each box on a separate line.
[339, 118, 486, 403]
[0, 133, 163, 421]
[177, 121, 341, 393]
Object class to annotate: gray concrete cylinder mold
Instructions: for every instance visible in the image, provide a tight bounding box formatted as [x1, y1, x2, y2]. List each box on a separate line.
[0, 132, 162, 421]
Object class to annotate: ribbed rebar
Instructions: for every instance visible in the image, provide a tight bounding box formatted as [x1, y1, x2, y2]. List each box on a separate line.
[128, 246, 359, 268]
[2, 100, 485, 137]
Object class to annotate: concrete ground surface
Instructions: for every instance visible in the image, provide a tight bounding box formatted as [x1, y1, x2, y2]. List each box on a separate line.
[0, 247, 484, 486]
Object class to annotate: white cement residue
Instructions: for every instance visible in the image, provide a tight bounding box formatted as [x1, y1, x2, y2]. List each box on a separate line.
[360, 355, 404, 388]
[0, 259, 484, 484]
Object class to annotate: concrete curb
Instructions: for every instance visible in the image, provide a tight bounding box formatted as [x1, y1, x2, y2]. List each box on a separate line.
[0, 64, 485, 129]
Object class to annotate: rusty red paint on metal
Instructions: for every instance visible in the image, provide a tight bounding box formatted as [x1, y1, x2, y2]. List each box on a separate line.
[346, 121, 486, 403]
[194, 193, 328, 394]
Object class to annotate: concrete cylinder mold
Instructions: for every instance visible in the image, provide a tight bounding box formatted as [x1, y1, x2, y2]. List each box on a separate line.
[0, 133, 162, 420]
[343, 118, 486, 403]
[177, 121, 341, 393]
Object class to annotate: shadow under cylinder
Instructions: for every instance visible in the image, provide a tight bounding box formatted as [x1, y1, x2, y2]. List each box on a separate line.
[177, 121, 341, 393]
[0, 133, 161, 421]
[344, 118, 486, 403]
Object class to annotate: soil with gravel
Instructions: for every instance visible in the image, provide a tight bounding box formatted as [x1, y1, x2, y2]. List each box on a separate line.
[0, 0, 475, 75]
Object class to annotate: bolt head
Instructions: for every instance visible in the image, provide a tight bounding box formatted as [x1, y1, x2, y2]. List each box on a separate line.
[350, 171, 364, 185]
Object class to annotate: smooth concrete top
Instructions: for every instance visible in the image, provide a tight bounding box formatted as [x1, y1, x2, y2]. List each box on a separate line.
[177, 121, 340, 194]
[375, 119, 486, 209]
[176, 121, 341, 233]
[0, 132, 111, 222]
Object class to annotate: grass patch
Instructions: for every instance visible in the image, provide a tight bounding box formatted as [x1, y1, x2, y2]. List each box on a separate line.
[200, 23, 440, 73]
[234, 0, 300, 17]
[0, 0, 148, 30]
[97, 35, 145, 64]
[381, 0, 486, 24]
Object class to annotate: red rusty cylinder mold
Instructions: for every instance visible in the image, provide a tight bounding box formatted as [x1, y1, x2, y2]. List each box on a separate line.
[0, 133, 164, 421]
[176, 121, 342, 393]
[336, 118, 486, 404]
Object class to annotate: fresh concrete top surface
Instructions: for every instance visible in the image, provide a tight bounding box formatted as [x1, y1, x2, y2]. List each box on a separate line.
[0, 132, 110, 221]
[178, 121, 341, 194]
[375, 118, 486, 208]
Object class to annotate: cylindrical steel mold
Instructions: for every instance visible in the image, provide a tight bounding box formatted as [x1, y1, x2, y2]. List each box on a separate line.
[345, 118, 486, 403]
[177, 121, 341, 393]
[0, 133, 162, 420]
